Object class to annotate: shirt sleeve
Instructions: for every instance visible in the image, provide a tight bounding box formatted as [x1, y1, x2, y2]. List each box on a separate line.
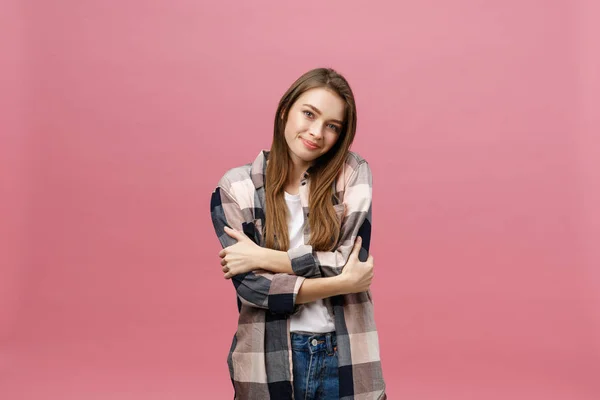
[286, 160, 373, 278]
[210, 179, 305, 315]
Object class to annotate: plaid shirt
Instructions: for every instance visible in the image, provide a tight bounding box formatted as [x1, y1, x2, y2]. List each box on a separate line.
[210, 149, 386, 399]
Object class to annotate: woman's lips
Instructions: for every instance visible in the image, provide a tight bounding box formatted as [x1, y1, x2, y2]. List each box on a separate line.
[301, 138, 319, 150]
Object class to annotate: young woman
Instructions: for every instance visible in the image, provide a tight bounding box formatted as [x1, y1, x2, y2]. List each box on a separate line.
[210, 68, 386, 399]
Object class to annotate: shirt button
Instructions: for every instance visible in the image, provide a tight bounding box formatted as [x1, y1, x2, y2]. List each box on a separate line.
[311, 339, 318, 346]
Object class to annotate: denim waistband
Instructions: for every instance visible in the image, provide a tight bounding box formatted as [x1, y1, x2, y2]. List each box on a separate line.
[290, 331, 337, 355]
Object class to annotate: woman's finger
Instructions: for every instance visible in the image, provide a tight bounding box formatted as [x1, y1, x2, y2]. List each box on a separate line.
[224, 226, 246, 241]
[350, 237, 362, 259]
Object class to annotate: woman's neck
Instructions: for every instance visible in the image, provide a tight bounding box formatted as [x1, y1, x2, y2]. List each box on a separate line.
[285, 159, 311, 195]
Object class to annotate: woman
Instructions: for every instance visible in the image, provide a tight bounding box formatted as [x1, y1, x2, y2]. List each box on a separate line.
[210, 68, 386, 399]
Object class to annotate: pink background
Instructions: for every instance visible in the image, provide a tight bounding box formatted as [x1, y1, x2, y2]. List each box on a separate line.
[2, 1, 599, 399]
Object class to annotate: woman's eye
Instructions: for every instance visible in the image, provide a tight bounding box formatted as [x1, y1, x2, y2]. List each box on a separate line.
[303, 110, 314, 118]
[328, 124, 340, 132]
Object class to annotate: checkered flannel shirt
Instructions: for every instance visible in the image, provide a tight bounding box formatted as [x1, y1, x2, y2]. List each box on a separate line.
[210, 149, 386, 399]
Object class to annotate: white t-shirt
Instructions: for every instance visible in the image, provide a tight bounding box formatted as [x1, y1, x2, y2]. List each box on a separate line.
[284, 191, 335, 333]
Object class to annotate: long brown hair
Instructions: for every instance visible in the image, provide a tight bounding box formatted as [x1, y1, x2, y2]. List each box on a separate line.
[264, 68, 357, 251]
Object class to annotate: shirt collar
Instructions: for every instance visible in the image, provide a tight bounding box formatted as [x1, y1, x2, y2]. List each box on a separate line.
[250, 150, 269, 190]
[250, 149, 313, 190]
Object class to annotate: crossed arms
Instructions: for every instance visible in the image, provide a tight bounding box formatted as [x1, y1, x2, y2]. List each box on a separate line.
[209, 161, 374, 314]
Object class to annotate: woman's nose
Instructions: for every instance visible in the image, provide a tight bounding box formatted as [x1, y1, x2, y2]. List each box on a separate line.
[309, 122, 323, 138]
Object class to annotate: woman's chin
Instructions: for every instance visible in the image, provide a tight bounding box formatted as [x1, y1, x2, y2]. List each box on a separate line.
[290, 147, 317, 162]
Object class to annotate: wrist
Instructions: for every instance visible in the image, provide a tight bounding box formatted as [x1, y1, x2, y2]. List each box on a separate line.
[332, 275, 350, 296]
[256, 247, 293, 274]
[257, 247, 270, 270]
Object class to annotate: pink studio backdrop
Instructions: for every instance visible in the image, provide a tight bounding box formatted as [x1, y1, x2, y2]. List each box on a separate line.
[1, 1, 599, 399]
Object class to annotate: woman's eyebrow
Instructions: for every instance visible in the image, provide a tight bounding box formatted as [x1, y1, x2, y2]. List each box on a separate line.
[302, 104, 344, 125]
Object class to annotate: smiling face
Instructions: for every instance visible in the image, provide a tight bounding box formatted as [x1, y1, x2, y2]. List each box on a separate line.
[282, 87, 346, 169]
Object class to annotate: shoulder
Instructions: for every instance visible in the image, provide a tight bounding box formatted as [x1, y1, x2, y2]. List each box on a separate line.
[346, 150, 366, 164]
[216, 162, 255, 204]
[344, 150, 368, 168]
[217, 163, 252, 187]
[340, 151, 371, 184]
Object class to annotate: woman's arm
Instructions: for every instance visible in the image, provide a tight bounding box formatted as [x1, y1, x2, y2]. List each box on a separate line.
[212, 182, 371, 312]
[220, 161, 372, 280]
[296, 237, 373, 303]
[265, 160, 373, 278]
[211, 182, 305, 315]
[296, 276, 345, 304]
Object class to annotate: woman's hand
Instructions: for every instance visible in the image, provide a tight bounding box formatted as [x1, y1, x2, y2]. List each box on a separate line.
[219, 226, 265, 279]
[339, 237, 374, 293]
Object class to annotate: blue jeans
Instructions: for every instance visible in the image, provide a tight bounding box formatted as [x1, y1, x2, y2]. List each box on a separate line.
[291, 332, 339, 400]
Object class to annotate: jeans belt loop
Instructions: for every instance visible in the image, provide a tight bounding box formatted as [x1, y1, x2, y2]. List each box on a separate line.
[326, 334, 333, 355]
